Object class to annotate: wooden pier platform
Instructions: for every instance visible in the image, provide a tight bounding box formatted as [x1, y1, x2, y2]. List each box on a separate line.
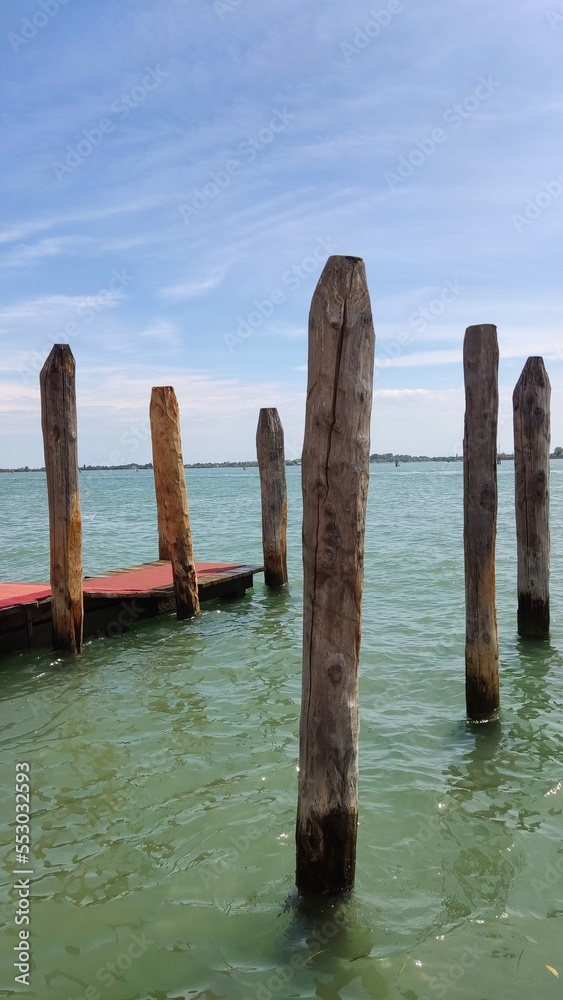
[0, 560, 263, 656]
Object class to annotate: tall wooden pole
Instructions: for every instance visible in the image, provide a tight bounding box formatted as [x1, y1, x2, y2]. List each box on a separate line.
[256, 408, 288, 589]
[296, 255, 375, 896]
[513, 357, 551, 637]
[150, 387, 200, 619]
[157, 504, 169, 561]
[463, 325, 500, 721]
[40, 344, 83, 654]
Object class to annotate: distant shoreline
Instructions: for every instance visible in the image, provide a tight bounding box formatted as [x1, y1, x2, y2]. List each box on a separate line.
[2, 453, 562, 473]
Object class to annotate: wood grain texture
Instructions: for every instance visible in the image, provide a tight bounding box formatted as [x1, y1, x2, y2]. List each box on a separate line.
[150, 387, 200, 619]
[296, 255, 375, 895]
[40, 344, 83, 654]
[513, 356, 551, 637]
[463, 325, 500, 720]
[157, 519, 169, 561]
[256, 408, 288, 588]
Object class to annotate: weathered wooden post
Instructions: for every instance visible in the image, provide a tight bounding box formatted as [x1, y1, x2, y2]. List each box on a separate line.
[463, 325, 500, 721]
[256, 408, 288, 589]
[296, 256, 375, 895]
[40, 344, 83, 654]
[513, 357, 551, 637]
[156, 500, 169, 561]
[150, 387, 200, 619]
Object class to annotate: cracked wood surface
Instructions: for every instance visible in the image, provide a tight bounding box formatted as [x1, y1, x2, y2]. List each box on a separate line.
[296, 255, 375, 895]
[256, 407, 288, 589]
[463, 325, 500, 720]
[40, 344, 83, 655]
[150, 387, 200, 620]
[513, 356, 551, 637]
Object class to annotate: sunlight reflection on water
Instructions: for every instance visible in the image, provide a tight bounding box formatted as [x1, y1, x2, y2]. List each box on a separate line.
[0, 464, 562, 999]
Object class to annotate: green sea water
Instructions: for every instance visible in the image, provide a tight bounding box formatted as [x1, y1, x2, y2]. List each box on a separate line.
[0, 464, 562, 1000]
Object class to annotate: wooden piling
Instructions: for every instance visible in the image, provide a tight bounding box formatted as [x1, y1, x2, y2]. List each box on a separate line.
[463, 325, 500, 720]
[256, 408, 288, 589]
[149, 387, 200, 619]
[296, 255, 375, 895]
[513, 357, 551, 637]
[40, 344, 83, 654]
[156, 496, 169, 561]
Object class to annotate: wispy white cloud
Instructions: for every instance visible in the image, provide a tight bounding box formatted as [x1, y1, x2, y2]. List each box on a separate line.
[266, 323, 307, 339]
[0, 195, 166, 246]
[377, 331, 563, 370]
[375, 388, 433, 398]
[137, 319, 182, 349]
[376, 349, 461, 369]
[0, 292, 124, 334]
[0, 384, 39, 412]
[159, 269, 226, 302]
[0, 236, 90, 268]
[1, 0, 562, 464]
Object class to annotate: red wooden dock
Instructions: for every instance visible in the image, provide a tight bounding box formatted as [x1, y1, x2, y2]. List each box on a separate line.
[0, 560, 263, 656]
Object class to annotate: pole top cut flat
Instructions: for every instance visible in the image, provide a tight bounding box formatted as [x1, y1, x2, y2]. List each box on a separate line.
[258, 406, 280, 420]
[463, 324, 498, 355]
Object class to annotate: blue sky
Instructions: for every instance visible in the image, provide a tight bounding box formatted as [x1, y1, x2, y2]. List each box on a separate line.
[1, 0, 562, 465]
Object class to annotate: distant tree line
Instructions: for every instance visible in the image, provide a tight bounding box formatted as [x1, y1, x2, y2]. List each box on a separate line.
[1, 452, 561, 473]
[370, 453, 462, 464]
[0, 460, 302, 472]
[371, 449, 563, 464]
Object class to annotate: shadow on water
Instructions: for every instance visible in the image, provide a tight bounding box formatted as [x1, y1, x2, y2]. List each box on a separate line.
[270, 892, 389, 1000]
[503, 634, 563, 773]
[511, 635, 563, 722]
[441, 719, 518, 910]
[249, 584, 298, 638]
[436, 633, 563, 926]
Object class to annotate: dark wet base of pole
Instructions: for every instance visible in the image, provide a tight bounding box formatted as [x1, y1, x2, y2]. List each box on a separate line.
[518, 594, 550, 638]
[296, 808, 357, 897]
